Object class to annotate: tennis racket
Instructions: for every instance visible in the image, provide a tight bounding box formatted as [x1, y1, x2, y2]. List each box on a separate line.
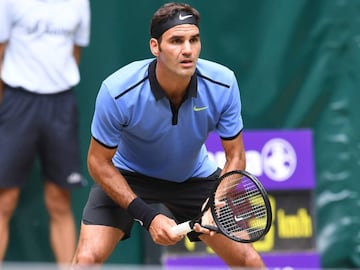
[171, 170, 272, 243]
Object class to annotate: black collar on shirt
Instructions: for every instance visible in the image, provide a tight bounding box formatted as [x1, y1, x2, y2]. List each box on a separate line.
[148, 59, 198, 101]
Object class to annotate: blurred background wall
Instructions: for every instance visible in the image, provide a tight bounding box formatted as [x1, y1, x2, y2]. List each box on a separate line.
[5, 0, 360, 268]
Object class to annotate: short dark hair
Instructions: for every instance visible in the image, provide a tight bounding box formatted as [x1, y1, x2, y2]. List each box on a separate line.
[150, 2, 201, 40]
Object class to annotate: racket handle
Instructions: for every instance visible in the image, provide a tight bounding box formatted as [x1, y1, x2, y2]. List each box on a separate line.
[171, 221, 193, 236]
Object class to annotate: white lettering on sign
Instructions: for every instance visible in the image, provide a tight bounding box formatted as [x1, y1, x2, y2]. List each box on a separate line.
[208, 138, 297, 182]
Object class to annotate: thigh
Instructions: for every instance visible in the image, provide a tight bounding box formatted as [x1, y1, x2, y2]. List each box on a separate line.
[122, 168, 221, 222]
[82, 184, 134, 240]
[38, 90, 86, 188]
[123, 169, 221, 241]
[0, 86, 38, 187]
[164, 178, 218, 222]
[200, 233, 264, 267]
[164, 178, 219, 242]
[44, 181, 71, 212]
[0, 187, 21, 217]
[74, 222, 125, 264]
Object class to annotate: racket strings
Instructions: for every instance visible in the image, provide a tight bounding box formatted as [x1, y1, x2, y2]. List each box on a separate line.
[211, 175, 269, 241]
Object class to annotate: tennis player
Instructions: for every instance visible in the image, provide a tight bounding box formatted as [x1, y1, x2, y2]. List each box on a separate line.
[72, 2, 264, 268]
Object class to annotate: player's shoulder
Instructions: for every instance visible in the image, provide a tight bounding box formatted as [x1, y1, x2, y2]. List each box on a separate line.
[196, 58, 236, 87]
[102, 59, 153, 98]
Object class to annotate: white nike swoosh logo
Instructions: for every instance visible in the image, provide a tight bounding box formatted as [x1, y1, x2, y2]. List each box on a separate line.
[234, 215, 244, 222]
[179, 14, 193, 20]
[134, 219, 144, 227]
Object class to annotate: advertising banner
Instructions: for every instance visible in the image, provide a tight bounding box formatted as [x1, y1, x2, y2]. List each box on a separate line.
[206, 129, 316, 190]
[164, 251, 321, 269]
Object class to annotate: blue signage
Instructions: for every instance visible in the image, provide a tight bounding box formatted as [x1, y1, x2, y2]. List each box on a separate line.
[206, 129, 316, 190]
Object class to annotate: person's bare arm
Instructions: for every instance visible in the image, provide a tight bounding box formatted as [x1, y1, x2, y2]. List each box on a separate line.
[87, 137, 182, 245]
[194, 132, 246, 235]
[0, 42, 7, 103]
[87, 137, 137, 208]
[73, 45, 82, 65]
[221, 132, 246, 174]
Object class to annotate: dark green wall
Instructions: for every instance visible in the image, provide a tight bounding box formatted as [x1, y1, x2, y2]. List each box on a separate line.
[7, 0, 360, 267]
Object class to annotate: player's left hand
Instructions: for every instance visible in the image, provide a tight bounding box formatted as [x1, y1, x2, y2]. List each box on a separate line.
[193, 222, 217, 236]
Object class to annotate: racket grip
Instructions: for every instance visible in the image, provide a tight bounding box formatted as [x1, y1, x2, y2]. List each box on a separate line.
[171, 221, 193, 236]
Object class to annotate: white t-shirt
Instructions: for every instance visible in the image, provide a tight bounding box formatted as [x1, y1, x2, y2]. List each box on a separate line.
[0, 0, 91, 93]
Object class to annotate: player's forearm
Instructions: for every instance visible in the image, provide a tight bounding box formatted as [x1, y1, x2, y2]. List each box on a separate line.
[96, 172, 137, 209]
[87, 137, 137, 208]
[73, 45, 82, 65]
[221, 132, 246, 173]
[88, 156, 136, 208]
[222, 156, 246, 174]
[88, 157, 159, 229]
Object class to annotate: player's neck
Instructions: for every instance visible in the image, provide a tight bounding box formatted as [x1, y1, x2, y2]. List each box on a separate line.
[155, 66, 191, 105]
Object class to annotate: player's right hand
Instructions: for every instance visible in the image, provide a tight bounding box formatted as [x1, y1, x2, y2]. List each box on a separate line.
[148, 214, 184, 246]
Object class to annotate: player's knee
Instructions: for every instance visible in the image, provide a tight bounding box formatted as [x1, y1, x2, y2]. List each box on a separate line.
[46, 200, 72, 218]
[0, 201, 16, 218]
[44, 189, 72, 217]
[243, 249, 265, 268]
[0, 206, 16, 221]
[222, 245, 264, 268]
[73, 249, 103, 265]
[0, 189, 20, 219]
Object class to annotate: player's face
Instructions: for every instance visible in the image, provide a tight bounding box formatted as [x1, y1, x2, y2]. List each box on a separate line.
[151, 24, 201, 78]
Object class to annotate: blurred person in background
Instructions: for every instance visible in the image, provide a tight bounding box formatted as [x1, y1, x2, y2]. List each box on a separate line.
[0, 0, 90, 264]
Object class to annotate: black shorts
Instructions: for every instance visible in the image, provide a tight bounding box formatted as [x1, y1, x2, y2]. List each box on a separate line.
[82, 168, 221, 241]
[0, 84, 86, 188]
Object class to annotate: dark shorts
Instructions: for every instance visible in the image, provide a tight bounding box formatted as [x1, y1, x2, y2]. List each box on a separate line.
[82, 168, 221, 241]
[0, 84, 86, 188]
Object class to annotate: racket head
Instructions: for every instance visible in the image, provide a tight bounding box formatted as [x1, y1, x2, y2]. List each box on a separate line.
[208, 170, 272, 243]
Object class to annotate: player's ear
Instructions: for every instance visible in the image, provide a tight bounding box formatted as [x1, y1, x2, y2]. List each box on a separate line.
[149, 38, 160, 57]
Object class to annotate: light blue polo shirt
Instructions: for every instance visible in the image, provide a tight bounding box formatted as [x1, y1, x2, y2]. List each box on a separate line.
[91, 58, 243, 182]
